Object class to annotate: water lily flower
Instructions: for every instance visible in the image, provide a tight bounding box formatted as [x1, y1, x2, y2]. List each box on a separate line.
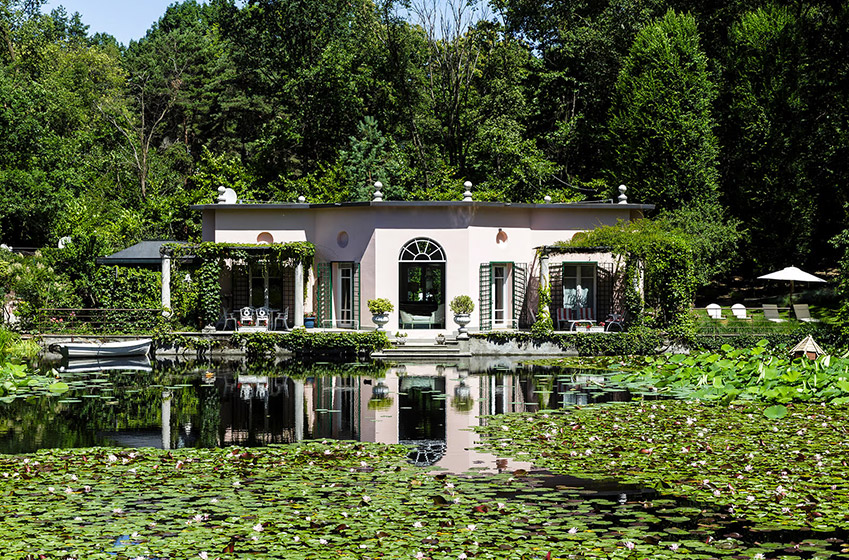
[253, 523, 263, 532]
[415, 552, 426, 559]
[413, 521, 423, 528]
[48, 486, 55, 493]
[669, 543, 679, 551]
[624, 541, 635, 550]
[319, 538, 328, 544]
[467, 524, 476, 531]
[198, 552, 208, 559]
[568, 527, 578, 534]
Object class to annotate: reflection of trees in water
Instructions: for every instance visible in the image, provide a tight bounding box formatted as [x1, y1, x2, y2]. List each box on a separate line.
[198, 385, 220, 447]
[5, 359, 635, 454]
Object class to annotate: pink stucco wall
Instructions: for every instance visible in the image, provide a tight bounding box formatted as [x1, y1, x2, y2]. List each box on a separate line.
[200, 202, 646, 331]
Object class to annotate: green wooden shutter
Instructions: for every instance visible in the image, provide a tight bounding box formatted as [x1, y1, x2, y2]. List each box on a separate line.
[512, 262, 527, 329]
[354, 262, 361, 329]
[479, 263, 492, 331]
[317, 262, 332, 327]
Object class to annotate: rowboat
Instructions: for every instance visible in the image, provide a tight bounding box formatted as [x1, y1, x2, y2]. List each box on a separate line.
[51, 339, 152, 359]
[58, 355, 153, 373]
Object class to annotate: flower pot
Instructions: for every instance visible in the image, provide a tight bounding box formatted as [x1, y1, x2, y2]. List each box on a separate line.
[453, 313, 471, 340]
[304, 317, 315, 328]
[372, 312, 390, 330]
[435, 333, 446, 345]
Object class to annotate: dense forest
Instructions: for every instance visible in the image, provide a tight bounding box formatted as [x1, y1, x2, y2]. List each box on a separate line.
[1, 0, 848, 288]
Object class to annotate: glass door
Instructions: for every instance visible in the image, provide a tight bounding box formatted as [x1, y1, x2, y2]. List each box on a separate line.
[493, 265, 508, 327]
[338, 263, 354, 328]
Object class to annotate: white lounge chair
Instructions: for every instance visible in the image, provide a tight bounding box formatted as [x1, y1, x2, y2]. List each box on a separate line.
[762, 304, 785, 322]
[792, 304, 820, 322]
[731, 304, 751, 320]
[706, 303, 723, 319]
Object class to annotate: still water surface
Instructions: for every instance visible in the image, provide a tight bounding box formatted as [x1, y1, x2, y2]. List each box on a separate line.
[7, 358, 849, 555]
[1, 357, 629, 473]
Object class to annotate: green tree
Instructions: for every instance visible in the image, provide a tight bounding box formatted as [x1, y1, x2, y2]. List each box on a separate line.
[721, 3, 849, 271]
[339, 116, 403, 201]
[608, 9, 720, 209]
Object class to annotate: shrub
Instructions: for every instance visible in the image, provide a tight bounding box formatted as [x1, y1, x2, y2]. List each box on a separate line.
[449, 295, 474, 314]
[367, 298, 393, 314]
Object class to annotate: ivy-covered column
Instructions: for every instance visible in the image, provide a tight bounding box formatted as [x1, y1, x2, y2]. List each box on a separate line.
[294, 262, 304, 327]
[532, 251, 554, 334]
[294, 378, 304, 442]
[161, 251, 172, 316]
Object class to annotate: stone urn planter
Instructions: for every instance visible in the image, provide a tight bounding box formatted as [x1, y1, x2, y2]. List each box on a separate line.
[367, 298, 394, 331]
[453, 313, 471, 339]
[449, 295, 475, 340]
[372, 312, 390, 330]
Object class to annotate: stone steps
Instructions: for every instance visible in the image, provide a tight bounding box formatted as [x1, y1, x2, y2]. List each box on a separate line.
[372, 339, 471, 360]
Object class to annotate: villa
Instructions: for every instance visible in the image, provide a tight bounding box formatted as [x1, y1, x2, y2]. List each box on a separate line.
[179, 184, 653, 333]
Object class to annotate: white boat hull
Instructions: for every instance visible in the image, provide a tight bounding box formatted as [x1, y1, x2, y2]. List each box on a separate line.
[56, 339, 152, 359]
[58, 356, 153, 373]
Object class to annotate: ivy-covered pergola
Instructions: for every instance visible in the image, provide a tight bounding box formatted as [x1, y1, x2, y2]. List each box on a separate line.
[161, 242, 315, 329]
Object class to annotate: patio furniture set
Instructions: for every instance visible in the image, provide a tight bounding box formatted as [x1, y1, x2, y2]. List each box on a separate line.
[222, 306, 290, 331]
[554, 308, 624, 332]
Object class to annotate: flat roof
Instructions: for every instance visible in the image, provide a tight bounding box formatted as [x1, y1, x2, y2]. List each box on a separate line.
[96, 241, 188, 266]
[191, 200, 655, 211]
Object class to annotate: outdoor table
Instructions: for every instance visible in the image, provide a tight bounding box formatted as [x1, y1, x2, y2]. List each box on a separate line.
[570, 319, 596, 331]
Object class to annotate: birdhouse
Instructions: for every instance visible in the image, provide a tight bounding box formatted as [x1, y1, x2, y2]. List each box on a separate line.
[790, 335, 825, 360]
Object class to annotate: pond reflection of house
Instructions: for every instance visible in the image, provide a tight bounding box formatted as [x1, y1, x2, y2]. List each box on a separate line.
[187, 186, 653, 332]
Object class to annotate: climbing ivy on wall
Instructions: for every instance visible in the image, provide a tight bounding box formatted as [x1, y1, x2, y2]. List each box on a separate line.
[555, 219, 698, 328]
[163, 242, 316, 328]
[531, 272, 553, 336]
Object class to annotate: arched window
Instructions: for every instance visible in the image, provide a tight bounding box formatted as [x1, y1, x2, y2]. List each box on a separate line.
[399, 238, 446, 262]
[398, 238, 446, 328]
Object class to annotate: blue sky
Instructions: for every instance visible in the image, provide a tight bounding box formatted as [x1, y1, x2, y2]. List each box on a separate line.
[42, 0, 192, 45]
[41, 0, 488, 46]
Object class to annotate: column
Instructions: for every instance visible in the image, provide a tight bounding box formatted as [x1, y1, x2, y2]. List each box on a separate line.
[294, 262, 304, 327]
[161, 390, 172, 450]
[161, 252, 172, 316]
[294, 379, 304, 442]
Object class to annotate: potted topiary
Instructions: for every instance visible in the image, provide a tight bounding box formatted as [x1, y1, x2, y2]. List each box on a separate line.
[367, 298, 394, 330]
[394, 331, 408, 346]
[449, 295, 475, 339]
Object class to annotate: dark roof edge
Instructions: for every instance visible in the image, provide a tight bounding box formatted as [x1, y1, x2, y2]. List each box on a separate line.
[190, 201, 655, 211]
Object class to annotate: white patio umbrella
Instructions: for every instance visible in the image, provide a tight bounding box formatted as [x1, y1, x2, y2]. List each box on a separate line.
[757, 266, 826, 303]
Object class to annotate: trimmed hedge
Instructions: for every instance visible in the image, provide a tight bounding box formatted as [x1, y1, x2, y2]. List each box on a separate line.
[232, 330, 389, 358]
[472, 330, 664, 356]
[473, 322, 846, 357]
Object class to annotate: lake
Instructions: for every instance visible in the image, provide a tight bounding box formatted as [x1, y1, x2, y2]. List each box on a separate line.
[1, 357, 630, 473]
